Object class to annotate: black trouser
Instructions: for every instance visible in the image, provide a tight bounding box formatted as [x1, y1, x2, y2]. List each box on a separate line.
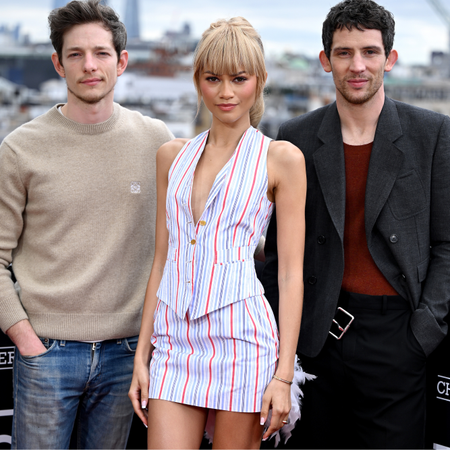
[287, 291, 426, 449]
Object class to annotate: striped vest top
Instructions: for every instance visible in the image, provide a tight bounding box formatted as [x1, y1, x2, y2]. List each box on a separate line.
[156, 126, 274, 320]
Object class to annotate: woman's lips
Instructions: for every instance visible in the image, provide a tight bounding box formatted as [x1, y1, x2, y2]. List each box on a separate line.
[216, 103, 237, 111]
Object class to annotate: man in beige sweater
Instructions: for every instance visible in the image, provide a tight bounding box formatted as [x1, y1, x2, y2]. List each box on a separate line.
[0, 1, 173, 448]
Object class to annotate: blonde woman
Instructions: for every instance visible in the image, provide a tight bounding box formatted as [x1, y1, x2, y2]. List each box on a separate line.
[129, 17, 306, 449]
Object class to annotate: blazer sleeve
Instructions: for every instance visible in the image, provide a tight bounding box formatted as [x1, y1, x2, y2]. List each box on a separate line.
[410, 115, 450, 356]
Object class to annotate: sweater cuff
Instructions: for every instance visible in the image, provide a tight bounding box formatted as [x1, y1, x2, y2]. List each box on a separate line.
[0, 292, 29, 334]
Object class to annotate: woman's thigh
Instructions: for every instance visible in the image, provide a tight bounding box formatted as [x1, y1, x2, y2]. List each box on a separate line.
[213, 410, 263, 449]
[147, 399, 208, 449]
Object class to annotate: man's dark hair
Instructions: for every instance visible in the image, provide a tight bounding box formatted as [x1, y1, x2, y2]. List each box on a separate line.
[49, 0, 127, 63]
[322, 0, 395, 59]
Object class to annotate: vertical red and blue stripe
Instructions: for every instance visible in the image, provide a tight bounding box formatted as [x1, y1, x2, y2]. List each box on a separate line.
[149, 126, 278, 412]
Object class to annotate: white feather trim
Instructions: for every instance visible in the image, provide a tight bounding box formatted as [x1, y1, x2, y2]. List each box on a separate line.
[203, 355, 315, 446]
[266, 355, 316, 446]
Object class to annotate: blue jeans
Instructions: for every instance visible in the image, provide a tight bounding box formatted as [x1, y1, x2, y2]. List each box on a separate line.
[12, 336, 138, 449]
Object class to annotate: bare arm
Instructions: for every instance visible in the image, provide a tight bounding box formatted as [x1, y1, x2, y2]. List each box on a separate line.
[261, 140, 306, 439]
[128, 138, 187, 426]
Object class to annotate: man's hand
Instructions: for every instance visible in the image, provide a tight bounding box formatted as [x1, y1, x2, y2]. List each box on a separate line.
[6, 319, 47, 356]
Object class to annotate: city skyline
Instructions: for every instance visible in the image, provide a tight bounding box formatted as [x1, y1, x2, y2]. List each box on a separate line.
[123, 0, 140, 40]
[0, 0, 448, 66]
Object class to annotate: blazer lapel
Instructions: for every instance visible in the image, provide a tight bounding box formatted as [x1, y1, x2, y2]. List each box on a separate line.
[313, 103, 346, 242]
[365, 98, 404, 237]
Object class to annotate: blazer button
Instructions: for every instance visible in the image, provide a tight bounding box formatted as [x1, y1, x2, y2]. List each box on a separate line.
[317, 235, 326, 245]
[190, 239, 196, 245]
[389, 234, 398, 244]
[308, 276, 317, 285]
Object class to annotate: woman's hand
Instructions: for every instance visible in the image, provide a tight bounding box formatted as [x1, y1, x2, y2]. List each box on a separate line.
[260, 377, 292, 441]
[128, 359, 151, 427]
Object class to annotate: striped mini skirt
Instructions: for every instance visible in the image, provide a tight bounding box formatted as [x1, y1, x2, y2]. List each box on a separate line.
[148, 294, 279, 412]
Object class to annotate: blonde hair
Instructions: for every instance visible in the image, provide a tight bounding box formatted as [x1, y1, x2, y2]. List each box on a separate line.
[193, 17, 266, 128]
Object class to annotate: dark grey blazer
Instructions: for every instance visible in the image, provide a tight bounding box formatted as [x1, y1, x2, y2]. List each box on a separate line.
[263, 97, 450, 358]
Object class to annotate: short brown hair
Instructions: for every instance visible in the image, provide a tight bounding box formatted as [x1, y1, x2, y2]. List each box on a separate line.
[322, 0, 395, 59]
[49, 0, 127, 63]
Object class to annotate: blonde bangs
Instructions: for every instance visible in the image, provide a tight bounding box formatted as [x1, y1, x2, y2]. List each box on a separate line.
[193, 17, 267, 128]
[196, 26, 263, 79]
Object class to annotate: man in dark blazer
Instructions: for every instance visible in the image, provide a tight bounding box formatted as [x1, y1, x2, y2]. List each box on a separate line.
[263, 0, 450, 448]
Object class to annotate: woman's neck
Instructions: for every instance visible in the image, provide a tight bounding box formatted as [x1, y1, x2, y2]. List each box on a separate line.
[207, 116, 252, 148]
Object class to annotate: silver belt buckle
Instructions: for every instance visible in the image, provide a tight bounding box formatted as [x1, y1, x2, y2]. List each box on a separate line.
[329, 307, 354, 340]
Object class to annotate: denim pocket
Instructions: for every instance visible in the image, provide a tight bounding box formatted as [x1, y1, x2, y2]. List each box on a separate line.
[123, 335, 138, 353]
[19, 338, 57, 360]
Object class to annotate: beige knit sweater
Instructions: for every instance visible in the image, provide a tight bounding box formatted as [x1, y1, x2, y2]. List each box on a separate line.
[0, 103, 173, 340]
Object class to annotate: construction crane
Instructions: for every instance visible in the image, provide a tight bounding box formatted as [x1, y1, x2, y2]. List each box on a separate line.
[427, 0, 450, 54]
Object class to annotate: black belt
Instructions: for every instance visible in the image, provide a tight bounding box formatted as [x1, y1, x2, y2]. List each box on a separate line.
[329, 290, 409, 340]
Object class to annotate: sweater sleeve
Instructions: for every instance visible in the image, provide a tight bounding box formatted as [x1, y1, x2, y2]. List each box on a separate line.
[153, 118, 175, 144]
[0, 141, 29, 332]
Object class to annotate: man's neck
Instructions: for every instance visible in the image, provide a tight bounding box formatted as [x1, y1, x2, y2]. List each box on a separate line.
[337, 89, 385, 146]
[61, 95, 115, 124]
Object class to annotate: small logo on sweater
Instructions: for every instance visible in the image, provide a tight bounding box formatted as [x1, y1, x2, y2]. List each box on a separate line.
[131, 182, 141, 194]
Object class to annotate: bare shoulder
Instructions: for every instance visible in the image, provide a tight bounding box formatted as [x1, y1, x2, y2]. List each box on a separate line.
[266, 140, 306, 203]
[157, 138, 189, 167]
[268, 140, 305, 169]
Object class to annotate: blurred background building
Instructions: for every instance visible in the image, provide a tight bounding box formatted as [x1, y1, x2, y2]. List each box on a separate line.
[124, 0, 140, 41]
[0, 0, 449, 142]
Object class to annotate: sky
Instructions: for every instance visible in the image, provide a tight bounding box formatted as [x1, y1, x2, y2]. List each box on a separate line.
[0, 0, 449, 66]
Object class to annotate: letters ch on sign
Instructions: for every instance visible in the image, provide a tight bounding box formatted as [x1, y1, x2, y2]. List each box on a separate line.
[437, 376, 450, 401]
[0, 347, 14, 370]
